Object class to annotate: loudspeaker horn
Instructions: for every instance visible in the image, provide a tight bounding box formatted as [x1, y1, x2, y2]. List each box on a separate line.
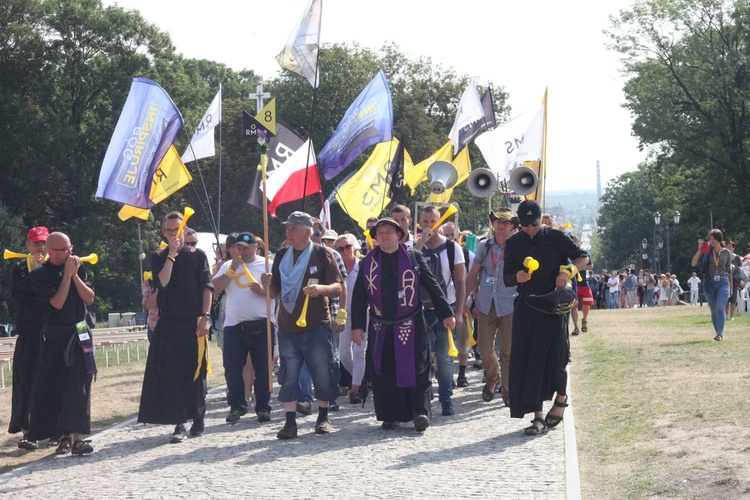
[426, 161, 458, 195]
[508, 165, 538, 196]
[467, 168, 497, 198]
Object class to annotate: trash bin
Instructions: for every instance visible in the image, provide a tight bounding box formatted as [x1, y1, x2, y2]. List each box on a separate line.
[108, 313, 121, 328]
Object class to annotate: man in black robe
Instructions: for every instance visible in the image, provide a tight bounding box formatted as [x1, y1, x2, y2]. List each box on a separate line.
[28, 232, 96, 455]
[8, 226, 48, 450]
[138, 211, 214, 443]
[351, 218, 454, 432]
[503, 200, 588, 435]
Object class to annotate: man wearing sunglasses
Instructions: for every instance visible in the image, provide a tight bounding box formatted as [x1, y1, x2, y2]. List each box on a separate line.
[503, 200, 588, 436]
[138, 211, 214, 444]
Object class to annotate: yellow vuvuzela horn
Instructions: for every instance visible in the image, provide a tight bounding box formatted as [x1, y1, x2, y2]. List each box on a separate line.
[447, 327, 458, 357]
[79, 253, 98, 264]
[143, 271, 153, 281]
[234, 262, 257, 288]
[3, 249, 31, 260]
[431, 204, 459, 231]
[465, 313, 476, 347]
[523, 256, 539, 277]
[176, 207, 195, 238]
[296, 294, 310, 328]
[363, 229, 374, 250]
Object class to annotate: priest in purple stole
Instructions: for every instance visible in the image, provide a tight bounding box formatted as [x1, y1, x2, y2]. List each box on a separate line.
[351, 218, 455, 432]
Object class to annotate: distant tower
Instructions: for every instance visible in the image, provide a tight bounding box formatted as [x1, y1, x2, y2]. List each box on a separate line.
[596, 160, 602, 203]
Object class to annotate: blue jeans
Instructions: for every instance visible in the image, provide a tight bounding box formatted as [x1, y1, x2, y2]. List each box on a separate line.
[277, 324, 339, 403]
[607, 291, 619, 309]
[222, 322, 272, 413]
[705, 275, 730, 335]
[647, 288, 655, 307]
[298, 363, 314, 404]
[424, 307, 454, 404]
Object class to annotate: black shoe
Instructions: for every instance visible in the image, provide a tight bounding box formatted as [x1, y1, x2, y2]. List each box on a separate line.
[381, 421, 399, 430]
[414, 415, 430, 433]
[18, 435, 38, 451]
[349, 392, 363, 405]
[314, 418, 332, 434]
[456, 376, 469, 388]
[71, 439, 94, 455]
[277, 423, 298, 440]
[441, 401, 455, 416]
[296, 401, 312, 416]
[189, 418, 204, 437]
[169, 425, 187, 443]
[226, 408, 248, 423]
[328, 400, 340, 412]
[256, 411, 271, 423]
[472, 361, 483, 369]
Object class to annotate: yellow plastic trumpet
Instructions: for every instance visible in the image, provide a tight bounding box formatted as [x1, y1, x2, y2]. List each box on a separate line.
[79, 253, 98, 264]
[176, 207, 195, 238]
[143, 271, 153, 281]
[363, 229, 374, 250]
[431, 204, 459, 231]
[296, 294, 310, 328]
[465, 313, 476, 347]
[234, 262, 257, 288]
[3, 249, 31, 260]
[159, 241, 168, 250]
[447, 326, 458, 357]
[523, 256, 539, 277]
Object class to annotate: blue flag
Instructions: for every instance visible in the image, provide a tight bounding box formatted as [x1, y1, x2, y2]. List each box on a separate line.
[96, 78, 183, 208]
[319, 69, 393, 180]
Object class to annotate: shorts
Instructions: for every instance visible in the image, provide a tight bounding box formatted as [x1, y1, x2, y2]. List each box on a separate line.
[577, 284, 595, 306]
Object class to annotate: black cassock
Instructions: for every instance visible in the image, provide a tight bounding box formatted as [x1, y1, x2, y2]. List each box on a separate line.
[352, 248, 452, 423]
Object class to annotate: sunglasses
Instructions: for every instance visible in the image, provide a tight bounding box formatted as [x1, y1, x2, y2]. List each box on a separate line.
[336, 244, 353, 252]
[185, 241, 198, 247]
[521, 223, 540, 228]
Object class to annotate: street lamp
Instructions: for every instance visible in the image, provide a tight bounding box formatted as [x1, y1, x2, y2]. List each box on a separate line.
[641, 238, 648, 269]
[654, 210, 680, 274]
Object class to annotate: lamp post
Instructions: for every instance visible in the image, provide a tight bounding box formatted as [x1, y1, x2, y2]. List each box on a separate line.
[641, 238, 649, 270]
[654, 210, 681, 274]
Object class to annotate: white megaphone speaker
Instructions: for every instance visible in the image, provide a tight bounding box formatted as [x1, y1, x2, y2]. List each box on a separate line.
[467, 168, 498, 198]
[508, 164, 539, 196]
[426, 161, 458, 195]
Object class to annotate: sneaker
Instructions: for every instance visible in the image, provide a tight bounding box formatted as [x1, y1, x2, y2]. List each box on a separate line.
[189, 418, 204, 437]
[314, 418, 332, 434]
[256, 411, 271, 423]
[18, 435, 38, 451]
[328, 400, 340, 412]
[71, 439, 94, 456]
[441, 401, 455, 416]
[169, 425, 187, 444]
[276, 423, 298, 440]
[456, 376, 469, 388]
[413, 414, 430, 433]
[349, 392, 363, 405]
[296, 401, 312, 416]
[226, 408, 248, 423]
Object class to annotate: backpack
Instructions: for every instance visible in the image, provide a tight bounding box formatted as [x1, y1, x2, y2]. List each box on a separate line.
[421, 242, 448, 310]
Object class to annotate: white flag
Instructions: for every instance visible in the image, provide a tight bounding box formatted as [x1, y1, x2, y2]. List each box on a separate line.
[319, 199, 331, 230]
[276, 0, 322, 89]
[475, 103, 544, 178]
[181, 86, 222, 163]
[448, 81, 484, 154]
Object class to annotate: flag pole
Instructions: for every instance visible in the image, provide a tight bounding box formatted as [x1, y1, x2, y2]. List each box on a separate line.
[539, 88, 548, 211]
[217, 82, 223, 236]
[259, 134, 274, 394]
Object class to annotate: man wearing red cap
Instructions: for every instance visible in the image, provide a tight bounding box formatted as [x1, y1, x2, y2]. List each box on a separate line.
[8, 227, 48, 450]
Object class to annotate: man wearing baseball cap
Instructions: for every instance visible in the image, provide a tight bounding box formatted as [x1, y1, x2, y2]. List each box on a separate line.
[8, 227, 49, 450]
[503, 200, 588, 435]
[212, 232, 273, 425]
[261, 211, 343, 439]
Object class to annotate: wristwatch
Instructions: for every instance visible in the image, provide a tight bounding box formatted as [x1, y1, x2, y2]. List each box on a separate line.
[200, 313, 210, 319]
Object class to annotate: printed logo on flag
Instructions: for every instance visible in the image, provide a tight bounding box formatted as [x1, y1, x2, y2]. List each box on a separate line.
[117, 103, 163, 189]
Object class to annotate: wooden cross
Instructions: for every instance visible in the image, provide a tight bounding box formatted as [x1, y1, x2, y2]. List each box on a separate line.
[249, 84, 271, 112]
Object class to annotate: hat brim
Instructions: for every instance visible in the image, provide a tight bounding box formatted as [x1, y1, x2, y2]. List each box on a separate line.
[372, 219, 405, 239]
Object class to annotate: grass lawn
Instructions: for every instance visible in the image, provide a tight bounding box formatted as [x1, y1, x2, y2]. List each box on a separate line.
[571, 305, 750, 498]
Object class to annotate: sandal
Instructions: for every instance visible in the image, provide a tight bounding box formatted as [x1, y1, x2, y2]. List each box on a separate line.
[55, 436, 72, 455]
[545, 395, 569, 428]
[72, 439, 94, 455]
[481, 384, 495, 402]
[524, 417, 547, 435]
[581, 321, 588, 333]
[571, 327, 579, 336]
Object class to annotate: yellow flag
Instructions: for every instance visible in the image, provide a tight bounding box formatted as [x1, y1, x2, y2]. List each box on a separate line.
[117, 205, 151, 221]
[336, 139, 399, 230]
[149, 145, 193, 205]
[428, 147, 471, 203]
[255, 97, 276, 135]
[405, 140, 453, 195]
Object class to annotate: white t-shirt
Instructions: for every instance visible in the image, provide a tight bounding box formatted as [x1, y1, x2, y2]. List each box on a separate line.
[607, 277, 619, 292]
[687, 276, 701, 290]
[424, 237, 465, 304]
[218, 259, 268, 326]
